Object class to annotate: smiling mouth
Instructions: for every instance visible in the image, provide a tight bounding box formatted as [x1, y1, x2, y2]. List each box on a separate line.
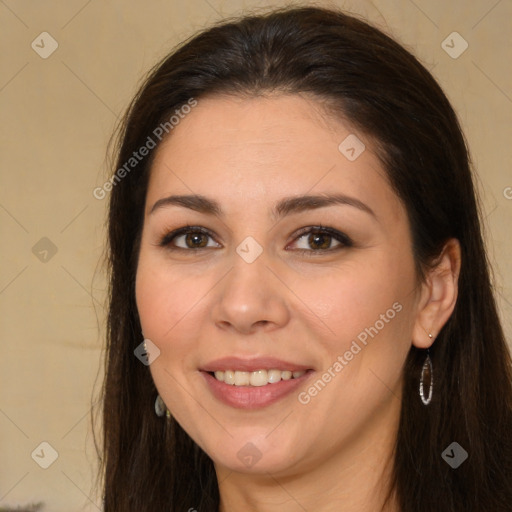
[208, 369, 307, 386]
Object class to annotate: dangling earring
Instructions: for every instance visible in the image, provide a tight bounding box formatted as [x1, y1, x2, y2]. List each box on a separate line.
[419, 340, 433, 405]
[154, 394, 171, 419]
[142, 333, 170, 418]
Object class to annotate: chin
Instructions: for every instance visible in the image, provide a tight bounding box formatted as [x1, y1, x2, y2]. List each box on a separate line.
[203, 432, 303, 475]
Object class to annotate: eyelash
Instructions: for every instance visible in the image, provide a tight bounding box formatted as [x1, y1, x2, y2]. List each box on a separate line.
[158, 224, 353, 256]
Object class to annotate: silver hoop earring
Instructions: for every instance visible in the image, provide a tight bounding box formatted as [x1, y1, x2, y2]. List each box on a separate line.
[419, 348, 433, 405]
[154, 394, 170, 418]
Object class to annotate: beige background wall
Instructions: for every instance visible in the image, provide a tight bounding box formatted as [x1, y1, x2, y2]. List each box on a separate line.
[1, 0, 510, 510]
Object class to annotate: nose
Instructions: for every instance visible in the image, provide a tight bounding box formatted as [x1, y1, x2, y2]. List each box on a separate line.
[210, 249, 291, 335]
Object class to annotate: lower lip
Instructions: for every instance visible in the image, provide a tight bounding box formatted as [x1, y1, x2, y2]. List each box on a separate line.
[201, 371, 313, 409]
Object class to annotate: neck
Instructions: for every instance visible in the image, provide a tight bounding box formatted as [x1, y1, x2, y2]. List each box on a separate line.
[216, 396, 401, 512]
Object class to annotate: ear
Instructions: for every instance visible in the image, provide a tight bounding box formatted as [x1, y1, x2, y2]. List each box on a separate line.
[412, 238, 461, 348]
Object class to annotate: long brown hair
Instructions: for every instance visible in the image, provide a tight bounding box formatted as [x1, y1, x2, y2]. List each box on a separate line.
[95, 6, 512, 511]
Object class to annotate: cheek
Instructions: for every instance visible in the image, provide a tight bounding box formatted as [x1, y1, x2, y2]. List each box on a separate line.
[291, 254, 412, 351]
[289, 255, 416, 419]
[292, 268, 413, 413]
[135, 252, 208, 348]
[135, 255, 211, 411]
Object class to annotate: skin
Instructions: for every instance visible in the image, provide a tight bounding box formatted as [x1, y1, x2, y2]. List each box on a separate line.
[135, 94, 461, 511]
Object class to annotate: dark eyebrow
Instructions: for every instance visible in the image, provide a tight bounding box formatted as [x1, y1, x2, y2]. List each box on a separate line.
[273, 193, 375, 219]
[149, 193, 376, 219]
[150, 194, 223, 216]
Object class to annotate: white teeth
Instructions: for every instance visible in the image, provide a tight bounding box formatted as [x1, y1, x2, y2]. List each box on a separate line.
[250, 370, 268, 386]
[234, 370, 250, 386]
[224, 370, 235, 385]
[267, 369, 282, 383]
[212, 369, 307, 386]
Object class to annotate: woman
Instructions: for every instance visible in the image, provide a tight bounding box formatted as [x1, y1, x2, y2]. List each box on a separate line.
[97, 6, 512, 511]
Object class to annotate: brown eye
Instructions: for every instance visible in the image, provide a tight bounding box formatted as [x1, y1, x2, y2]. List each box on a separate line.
[183, 232, 209, 248]
[306, 232, 332, 250]
[159, 226, 220, 250]
[288, 226, 353, 254]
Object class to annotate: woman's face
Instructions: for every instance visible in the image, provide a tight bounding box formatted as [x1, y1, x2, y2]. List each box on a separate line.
[136, 94, 422, 476]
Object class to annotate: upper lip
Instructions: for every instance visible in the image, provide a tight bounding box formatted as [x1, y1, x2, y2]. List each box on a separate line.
[200, 356, 313, 373]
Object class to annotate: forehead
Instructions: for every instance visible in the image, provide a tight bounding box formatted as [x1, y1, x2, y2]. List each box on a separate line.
[151, 94, 356, 170]
[145, 94, 403, 224]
